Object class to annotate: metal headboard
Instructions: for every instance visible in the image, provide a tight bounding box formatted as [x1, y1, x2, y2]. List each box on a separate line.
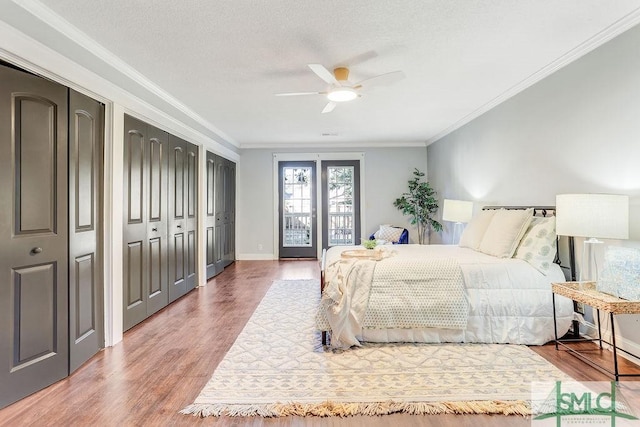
[482, 205, 556, 217]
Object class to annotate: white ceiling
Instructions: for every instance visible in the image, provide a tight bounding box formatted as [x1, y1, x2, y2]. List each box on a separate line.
[28, 1, 640, 148]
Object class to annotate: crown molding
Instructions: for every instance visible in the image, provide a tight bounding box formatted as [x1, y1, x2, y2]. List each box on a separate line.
[240, 140, 428, 149]
[13, 0, 239, 149]
[425, 7, 640, 146]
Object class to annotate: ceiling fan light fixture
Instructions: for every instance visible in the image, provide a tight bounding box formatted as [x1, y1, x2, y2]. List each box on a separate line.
[327, 87, 357, 102]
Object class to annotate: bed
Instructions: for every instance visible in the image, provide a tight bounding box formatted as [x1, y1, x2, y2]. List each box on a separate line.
[316, 206, 575, 348]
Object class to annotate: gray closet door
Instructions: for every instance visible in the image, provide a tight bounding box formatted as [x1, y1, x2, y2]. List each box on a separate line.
[0, 65, 69, 408]
[123, 116, 147, 328]
[213, 156, 226, 273]
[168, 137, 198, 300]
[185, 142, 198, 291]
[223, 160, 236, 267]
[205, 151, 218, 279]
[168, 135, 187, 302]
[145, 125, 168, 316]
[68, 89, 104, 373]
[205, 152, 234, 279]
[123, 115, 168, 330]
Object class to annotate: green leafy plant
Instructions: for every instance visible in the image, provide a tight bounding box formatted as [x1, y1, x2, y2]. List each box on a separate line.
[393, 168, 442, 244]
[362, 239, 378, 250]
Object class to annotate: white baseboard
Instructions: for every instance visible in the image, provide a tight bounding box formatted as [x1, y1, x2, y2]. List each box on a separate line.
[237, 253, 276, 260]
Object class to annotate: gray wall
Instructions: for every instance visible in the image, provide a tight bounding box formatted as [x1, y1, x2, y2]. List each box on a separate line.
[427, 24, 640, 351]
[237, 146, 429, 258]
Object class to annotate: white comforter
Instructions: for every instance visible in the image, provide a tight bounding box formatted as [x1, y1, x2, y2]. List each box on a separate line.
[319, 244, 574, 346]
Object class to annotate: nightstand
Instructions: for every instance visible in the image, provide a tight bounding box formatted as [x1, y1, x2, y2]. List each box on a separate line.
[552, 281, 640, 381]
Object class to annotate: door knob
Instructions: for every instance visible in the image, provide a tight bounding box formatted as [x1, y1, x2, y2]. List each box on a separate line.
[152, 227, 158, 232]
[30, 247, 43, 255]
[177, 224, 182, 228]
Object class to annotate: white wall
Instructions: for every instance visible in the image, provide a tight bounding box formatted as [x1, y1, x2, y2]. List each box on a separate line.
[237, 147, 428, 259]
[427, 23, 640, 353]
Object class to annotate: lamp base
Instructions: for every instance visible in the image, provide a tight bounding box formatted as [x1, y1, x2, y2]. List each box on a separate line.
[451, 222, 464, 245]
[579, 238, 603, 288]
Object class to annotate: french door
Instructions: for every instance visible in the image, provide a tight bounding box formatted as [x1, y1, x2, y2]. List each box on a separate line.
[321, 160, 361, 249]
[278, 161, 317, 258]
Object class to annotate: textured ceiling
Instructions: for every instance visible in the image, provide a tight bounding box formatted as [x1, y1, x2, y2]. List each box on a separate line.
[30, 0, 640, 148]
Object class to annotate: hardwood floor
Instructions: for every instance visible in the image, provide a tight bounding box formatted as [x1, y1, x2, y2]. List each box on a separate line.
[1, 260, 640, 426]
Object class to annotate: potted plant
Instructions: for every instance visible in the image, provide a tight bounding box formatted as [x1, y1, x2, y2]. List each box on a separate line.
[393, 168, 442, 244]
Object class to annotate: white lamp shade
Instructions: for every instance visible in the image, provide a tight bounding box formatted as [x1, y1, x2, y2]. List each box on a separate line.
[556, 193, 629, 239]
[442, 199, 474, 223]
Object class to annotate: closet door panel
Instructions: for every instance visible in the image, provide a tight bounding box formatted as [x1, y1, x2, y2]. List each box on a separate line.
[148, 136, 164, 222]
[125, 241, 144, 309]
[126, 129, 145, 225]
[187, 230, 197, 289]
[148, 237, 163, 296]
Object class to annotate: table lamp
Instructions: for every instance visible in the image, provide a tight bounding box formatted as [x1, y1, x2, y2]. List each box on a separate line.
[442, 199, 474, 244]
[556, 193, 629, 283]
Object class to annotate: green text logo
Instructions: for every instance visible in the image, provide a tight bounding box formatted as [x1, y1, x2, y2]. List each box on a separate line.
[533, 381, 638, 426]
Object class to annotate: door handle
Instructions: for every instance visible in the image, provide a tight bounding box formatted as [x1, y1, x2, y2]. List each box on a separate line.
[30, 247, 43, 255]
[152, 227, 158, 232]
[177, 224, 182, 228]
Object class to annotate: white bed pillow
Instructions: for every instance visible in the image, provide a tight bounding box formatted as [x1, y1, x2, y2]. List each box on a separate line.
[479, 208, 533, 258]
[459, 209, 496, 250]
[513, 216, 557, 275]
[374, 225, 404, 243]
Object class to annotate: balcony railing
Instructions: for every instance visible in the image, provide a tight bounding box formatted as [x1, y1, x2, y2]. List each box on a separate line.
[283, 213, 311, 247]
[327, 212, 354, 246]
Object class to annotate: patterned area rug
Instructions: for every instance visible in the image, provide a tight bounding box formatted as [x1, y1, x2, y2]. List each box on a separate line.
[181, 279, 570, 418]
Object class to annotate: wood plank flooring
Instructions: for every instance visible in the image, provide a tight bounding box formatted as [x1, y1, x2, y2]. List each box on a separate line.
[1, 260, 640, 427]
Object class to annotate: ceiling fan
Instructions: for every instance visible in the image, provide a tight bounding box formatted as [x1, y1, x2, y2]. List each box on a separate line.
[276, 64, 405, 113]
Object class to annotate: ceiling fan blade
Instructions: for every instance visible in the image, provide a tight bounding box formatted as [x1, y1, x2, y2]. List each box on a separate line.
[353, 70, 405, 89]
[321, 102, 337, 114]
[338, 50, 378, 68]
[308, 64, 338, 85]
[275, 91, 324, 97]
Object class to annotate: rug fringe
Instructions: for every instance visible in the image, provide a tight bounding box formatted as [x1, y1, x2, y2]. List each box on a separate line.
[180, 400, 531, 418]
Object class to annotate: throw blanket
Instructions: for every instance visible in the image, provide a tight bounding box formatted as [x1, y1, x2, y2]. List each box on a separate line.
[317, 250, 468, 348]
[317, 257, 377, 348]
[364, 257, 468, 330]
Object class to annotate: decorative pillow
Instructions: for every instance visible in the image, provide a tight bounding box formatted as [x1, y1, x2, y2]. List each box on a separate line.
[374, 225, 404, 243]
[513, 216, 557, 275]
[479, 208, 533, 258]
[459, 209, 497, 250]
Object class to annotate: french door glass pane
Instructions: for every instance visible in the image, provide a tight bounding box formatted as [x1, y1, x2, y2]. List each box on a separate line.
[282, 166, 312, 247]
[327, 166, 355, 246]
